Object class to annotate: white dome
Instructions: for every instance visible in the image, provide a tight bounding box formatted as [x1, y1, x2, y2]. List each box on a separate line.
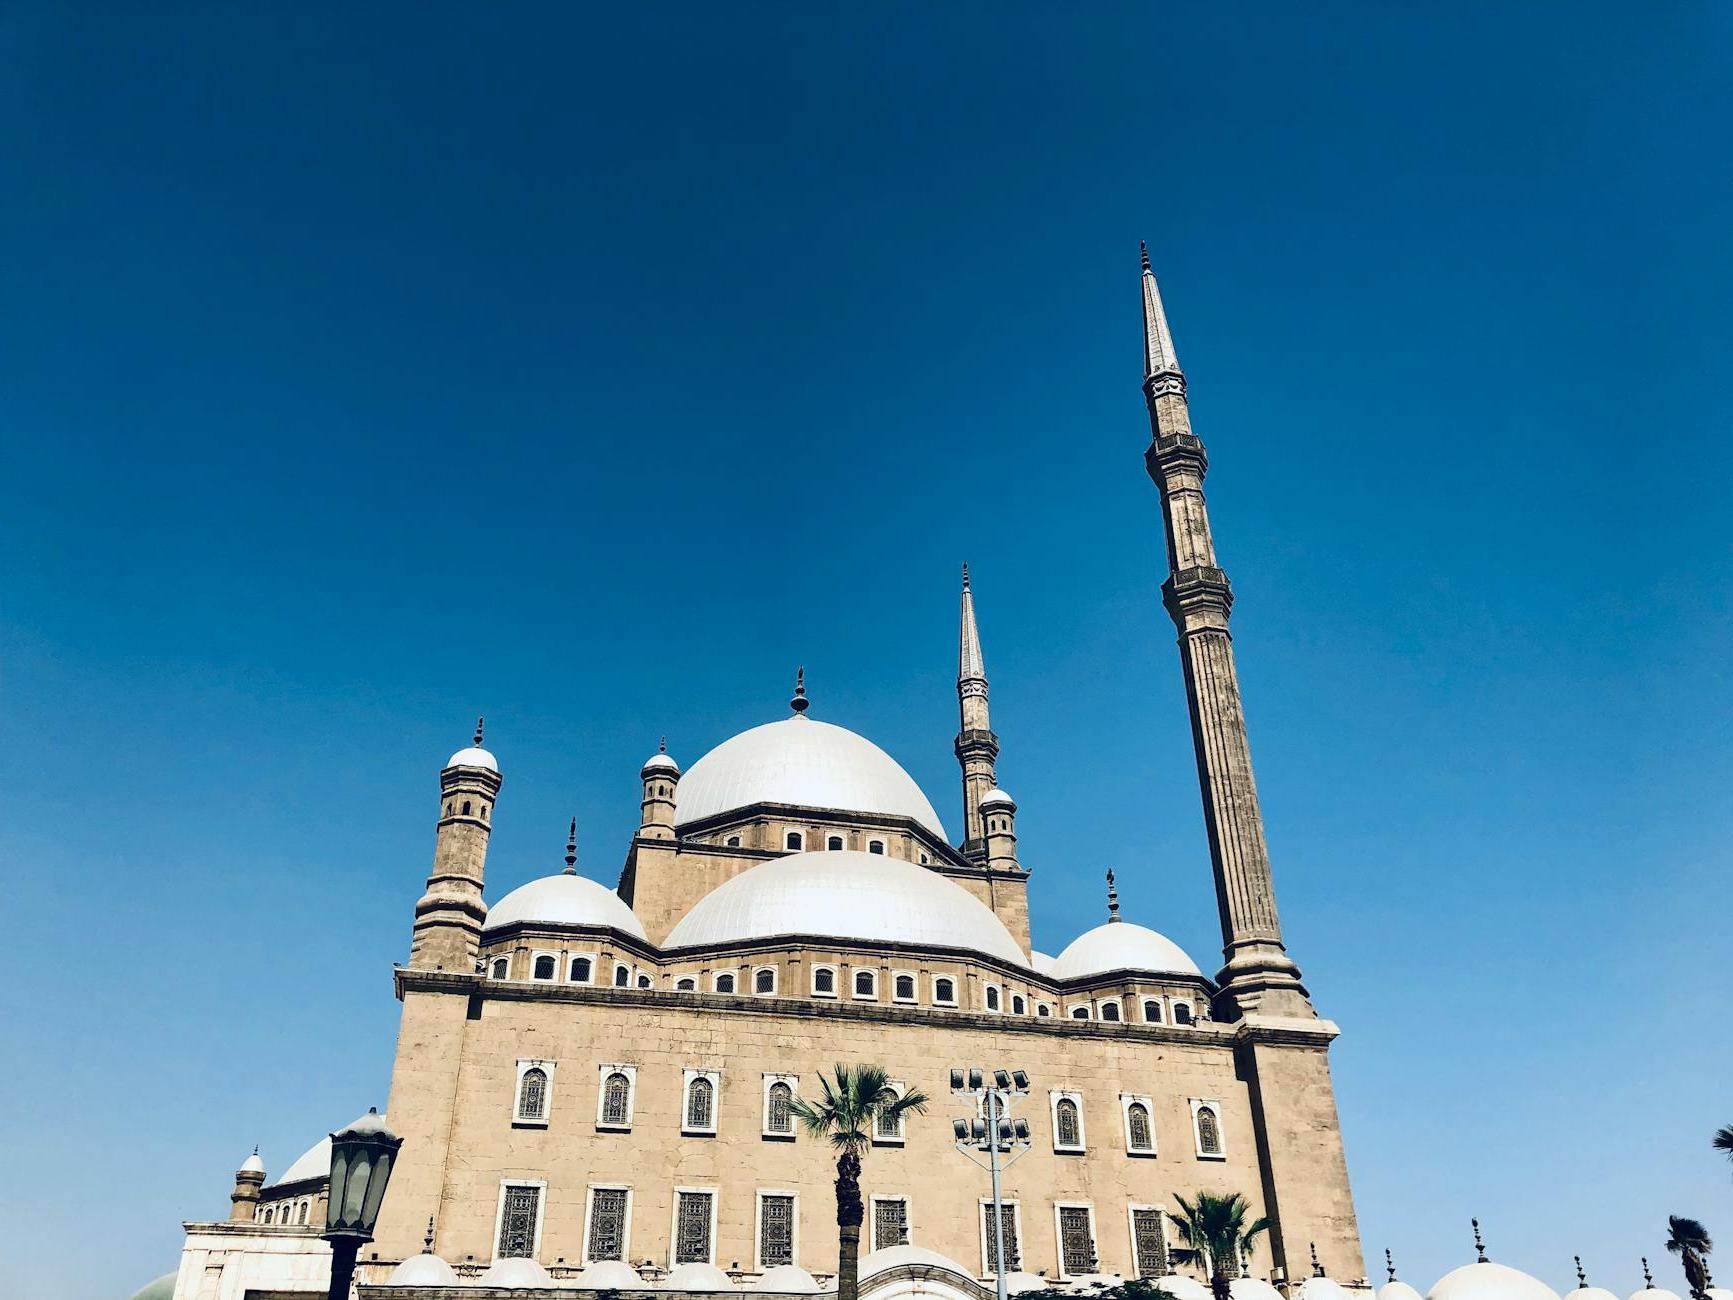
[484, 873, 648, 938]
[1052, 921, 1202, 980]
[667, 1262, 735, 1290]
[861, 1246, 973, 1278]
[756, 1265, 821, 1293]
[980, 786, 1016, 809]
[576, 1261, 644, 1289]
[1429, 1263, 1561, 1300]
[666, 851, 1028, 966]
[1236, 1279, 1288, 1300]
[239, 1150, 265, 1175]
[446, 745, 498, 772]
[644, 751, 681, 774]
[1005, 1273, 1050, 1295]
[1630, 1290, 1682, 1300]
[1155, 1277, 1213, 1300]
[1702, 1290, 1733, 1300]
[1030, 950, 1057, 975]
[386, 1253, 457, 1285]
[674, 717, 945, 836]
[1297, 1280, 1357, 1300]
[129, 1274, 177, 1300]
[1564, 1288, 1620, 1300]
[272, 1136, 330, 1187]
[479, 1256, 555, 1288]
[1384, 1283, 1427, 1300]
[1069, 1274, 1124, 1292]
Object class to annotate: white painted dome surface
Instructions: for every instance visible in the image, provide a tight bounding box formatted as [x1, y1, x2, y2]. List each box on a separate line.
[1005, 1273, 1050, 1295]
[1155, 1277, 1213, 1300]
[129, 1274, 177, 1300]
[576, 1261, 644, 1289]
[1383, 1282, 1427, 1300]
[980, 786, 1016, 808]
[1052, 920, 1202, 980]
[1298, 1280, 1357, 1300]
[1630, 1290, 1682, 1300]
[272, 1136, 330, 1187]
[446, 745, 498, 772]
[757, 1265, 821, 1293]
[386, 1253, 457, 1285]
[1702, 1290, 1733, 1300]
[239, 1150, 265, 1174]
[666, 851, 1028, 966]
[484, 873, 648, 938]
[1429, 1263, 1561, 1300]
[1236, 1279, 1288, 1300]
[674, 717, 945, 836]
[1030, 950, 1057, 975]
[479, 1256, 555, 1288]
[644, 751, 680, 772]
[861, 1246, 974, 1278]
[667, 1262, 735, 1290]
[1563, 1288, 1620, 1300]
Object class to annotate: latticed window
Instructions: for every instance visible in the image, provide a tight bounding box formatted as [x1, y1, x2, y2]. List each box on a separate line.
[1196, 1106, 1221, 1155]
[716, 974, 735, 993]
[814, 968, 835, 994]
[766, 1081, 794, 1135]
[1055, 1098, 1081, 1148]
[1101, 1001, 1121, 1021]
[674, 1191, 713, 1264]
[1059, 1206, 1096, 1276]
[614, 965, 629, 987]
[1126, 1102, 1153, 1152]
[517, 1068, 548, 1120]
[296, 1201, 309, 1224]
[497, 1184, 541, 1258]
[986, 986, 1000, 1011]
[755, 968, 776, 994]
[587, 1188, 629, 1262]
[760, 1195, 795, 1266]
[982, 1204, 1020, 1272]
[1131, 1208, 1168, 1278]
[601, 1072, 631, 1127]
[854, 970, 875, 997]
[1174, 1003, 1193, 1025]
[934, 977, 955, 1003]
[686, 1076, 715, 1130]
[1143, 1000, 1162, 1023]
[571, 956, 592, 982]
[875, 1089, 903, 1140]
[533, 955, 556, 980]
[873, 1198, 908, 1250]
[491, 958, 509, 979]
[894, 974, 915, 1000]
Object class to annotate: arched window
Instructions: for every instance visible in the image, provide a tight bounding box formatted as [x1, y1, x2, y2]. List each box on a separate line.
[1126, 1102, 1153, 1152]
[813, 967, 836, 995]
[481, 805, 489, 820]
[867, 840, 885, 855]
[1071, 1005, 1090, 1019]
[1196, 1105, 1221, 1155]
[676, 976, 696, 991]
[985, 986, 1001, 1011]
[875, 1086, 906, 1141]
[827, 835, 844, 851]
[601, 1071, 632, 1127]
[517, 1067, 548, 1120]
[726, 836, 741, 847]
[919, 852, 929, 864]
[1012, 994, 1026, 1015]
[933, 976, 955, 1004]
[785, 831, 803, 850]
[1037, 1003, 1052, 1017]
[461, 800, 472, 815]
[766, 1080, 794, 1135]
[614, 965, 630, 987]
[533, 955, 556, 980]
[637, 973, 652, 989]
[570, 956, 592, 982]
[686, 1076, 714, 1130]
[263, 1207, 274, 1224]
[754, 967, 776, 994]
[1055, 1097, 1081, 1148]
[490, 957, 509, 980]
[444, 801, 453, 815]
[1101, 1001, 1121, 1022]
[894, 973, 916, 1000]
[854, 970, 876, 998]
[1173, 1003, 1193, 1025]
[715, 973, 736, 994]
[1143, 999, 1162, 1023]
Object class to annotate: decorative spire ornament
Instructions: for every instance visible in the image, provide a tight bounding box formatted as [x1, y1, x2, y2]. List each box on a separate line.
[1643, 1260, 1654, 1288]
[424, 1216, 436, 1254]
[1576, 1258, 1587, 1288]
[473, 716, 485, 746]
[1387, 1250, 1398, 1283]
[1311, 1243, 1325, 1278]
[790, 667, 810, 714]
[658, 735, 667, 754]
[1473, 1220, 1487, 1264]
[563, 817, 577, 874]
[1106, 869, 1122, 922]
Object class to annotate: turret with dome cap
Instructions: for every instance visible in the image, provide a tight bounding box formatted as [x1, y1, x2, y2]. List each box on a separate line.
[409, 718, 502, 972]
[640, 736, 680, 840]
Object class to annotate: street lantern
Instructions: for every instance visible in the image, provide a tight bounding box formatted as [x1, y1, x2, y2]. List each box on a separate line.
[322, 1108, 403, 1300]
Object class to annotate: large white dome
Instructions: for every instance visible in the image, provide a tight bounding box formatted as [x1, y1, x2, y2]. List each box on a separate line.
[1429, 1263, 1561, 1300]
[674, 716, 946, 836]
[666, 850, 1028, 966]
[1052, 920, 1202, 980]
[484, 873, 648, 939]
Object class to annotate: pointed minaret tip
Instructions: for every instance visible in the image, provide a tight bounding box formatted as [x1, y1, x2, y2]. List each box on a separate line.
[961, 561, 971, 591]
[1140, 239, 1151, 273]
[1386, 1250, 1397, 1284]
[958, 568, 986, 685]
[1140, 244, 1183, 382]
[563, 817, 577, 874]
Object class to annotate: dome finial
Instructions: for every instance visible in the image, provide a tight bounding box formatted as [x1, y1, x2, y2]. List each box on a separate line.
[424, 1216, 436, 1255]
[1387, 1250, 1397, 1283]
[1106, 869, 1121, 922]
[1642, 1260, 1653, 1288]
[473, 716, 485, 746]
[1311, 1243, 1324, 1278]
[659, 735, 667, 754]
[1140, 239, 1151, 273]
[1575, 1258, 1586, 1288]
[1473, 1219, 1487, 1264]
[961, 561, 971, 591]
[790, 667, 810, 714]
[564, 817, 578, 874]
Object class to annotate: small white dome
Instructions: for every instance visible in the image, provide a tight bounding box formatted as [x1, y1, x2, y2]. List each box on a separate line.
[239, 1150, 265, 1175]
[446, 745, 498, 772]
[861, 1245, 973, 1278]
[1383, 1282, 1427, 1300]
[1564, 1288, 1620, 1300]
[478, 1257, 555, 1288]
[1236, 1279, 1288, 1300]
[1297, 1279, 1357, 1300]
[128, 1273, 177, 1300]
[644, 751, 681, 774]
[1429, 1262, 1561, 1300]
[1155, 1276, 1213, 1300]
[386, 1252, 457, 1286]
[1052, 920, 1202, 980]
[675, 717, 946, 836]
[980, 786, 1016, 809]
[1005, 1273, 1050, 1295]
[1702, 1290, 1733, 1300]
[484, 873, 648, 939]
[1069, 1274, 1124, 1292]
[666, 851, 1028, 966]
[1630, 1290, 1682, 1300]
[666, 1262, 735, 1290]
[575, 1260, 644, 1289]
[756, 1265, 821, 1293]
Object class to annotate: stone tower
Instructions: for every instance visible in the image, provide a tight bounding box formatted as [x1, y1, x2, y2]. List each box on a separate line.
[639, 739, 680, 840]
[408, 719, 501, 973]
[228, 1149, 265, 1223]
[954, 564, 1000, 861]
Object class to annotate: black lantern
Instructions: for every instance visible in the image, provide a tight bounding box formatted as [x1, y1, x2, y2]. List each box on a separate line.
[322, 1108, 403, 1299]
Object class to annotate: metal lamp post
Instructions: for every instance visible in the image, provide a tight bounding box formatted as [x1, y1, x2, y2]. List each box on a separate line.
[322, 1107, 403, 1300]
[950, 1067, 1033, 1300]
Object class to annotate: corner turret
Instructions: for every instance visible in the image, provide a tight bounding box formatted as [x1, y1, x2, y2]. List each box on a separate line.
[408, 718, 501, 972]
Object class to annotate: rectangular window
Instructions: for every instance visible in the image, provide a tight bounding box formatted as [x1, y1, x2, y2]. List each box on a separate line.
[982, 1202, 1020, 1273]
[586, 1188, 630, 1263]
[760, 1194, 796, 1268]
[674, 1190, 715, 1264]
[873, 1198, 909, 1251]
[496, 1184, 542, 1259]
[1131, 1208, 1168, 1278]
[874, 1082, 907, 1144]
[1058, 1205, 1096, 1277]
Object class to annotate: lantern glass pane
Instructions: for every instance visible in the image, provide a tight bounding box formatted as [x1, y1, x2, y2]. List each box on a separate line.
[341, 1150, 373, 1225]
[361, 1148, 394, 1230]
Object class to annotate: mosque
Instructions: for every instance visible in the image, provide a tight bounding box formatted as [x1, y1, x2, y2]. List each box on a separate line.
[131, 255, 1706, 1300]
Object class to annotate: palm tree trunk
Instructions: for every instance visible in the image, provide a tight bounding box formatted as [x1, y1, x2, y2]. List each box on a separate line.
[1210, 1271, 1232, 1300]
[835, 1152, 864, 1300]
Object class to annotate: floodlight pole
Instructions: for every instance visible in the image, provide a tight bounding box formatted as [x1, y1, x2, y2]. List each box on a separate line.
[985, 1086, 1009, 1300]
[951, 1067, 1032, 1300]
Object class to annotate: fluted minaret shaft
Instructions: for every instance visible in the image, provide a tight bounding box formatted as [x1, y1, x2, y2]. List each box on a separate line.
[955, 564, 999, 860]
[1140, 248, 1311, 1017]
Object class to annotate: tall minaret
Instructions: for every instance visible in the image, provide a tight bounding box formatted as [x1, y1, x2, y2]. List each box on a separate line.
[954, 563, 1000, 861]
[408, 718, 502, 972]
[1139, 247, 1311, 1018]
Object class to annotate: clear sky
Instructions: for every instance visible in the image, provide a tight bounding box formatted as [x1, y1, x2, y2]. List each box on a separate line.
[2, 5, 1729, 1298]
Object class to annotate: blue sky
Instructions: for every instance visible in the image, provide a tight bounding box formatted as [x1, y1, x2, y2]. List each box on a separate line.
[2, 4, 1729, 1298]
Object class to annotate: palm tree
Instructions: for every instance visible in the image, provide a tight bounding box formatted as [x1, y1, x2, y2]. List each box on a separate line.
[1665, 1216, 1713, 1300]
[789, 1064, 929, 1300]
[1169, 1192, 1273, 1300]
[1714, 1126, 1733, 1173]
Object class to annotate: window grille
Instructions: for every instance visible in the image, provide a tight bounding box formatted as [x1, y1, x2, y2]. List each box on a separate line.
[1101, 1001, 1121, 1021]
[854, 970, 875, 997]
[986, 986, 1000, 1011]
[1132, 1208, 1168, 1277]
[760, 1195, 796, 1267]
[517, 1067, 548, 1120]
[296, 1201, 309, 1224]
[1174, 1003, 1192, 1025]
[533, 955, 556, 980]
[1012, 994, 1025, 1014]
[716, 973, 735, 993]
[827, 835, 844, 850]
[1196, 1106, 1221, 1154]
[982, 1203, 1020, 1272]
[933, 977, 955, 1003]
[1071, 1006, 1090, 1019]
[1126, 1102, 1152, 1152]
[785, 831, 802, 850]
[676, 977, 696, 991]
[1144, 1000, 1162, 1023]
[497, 1184, 541, 1258]
[875, 1092, 903, 1140]
[637, 973, 652, 989]
[614, 965, 629, 987]
[674, 1191, 713, 1264]
[571, 957, 592, 981]
[601, 1072, 631, 1127]
[814, 968, 835, 994]
[1055, 1098, 1081, 1148]
[491, 958, 509, 979]
[587, 1188, 628, 1262]
[755, 968, 776, 994]
[873, 1198, 909, 1250]
[1059, 1206, 1096, 1276]
[686, 1076, 714, 1130]
[867, 840, 884, 855]
[895, 974, 915, 1000]
[766, 1081, 794, 1134]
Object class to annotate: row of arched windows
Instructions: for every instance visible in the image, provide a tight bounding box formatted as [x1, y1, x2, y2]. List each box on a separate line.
[256, 1197, 313, 1225]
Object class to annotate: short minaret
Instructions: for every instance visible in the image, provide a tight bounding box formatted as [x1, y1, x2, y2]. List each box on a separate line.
[229, 1148, 265, 1222]
[408, 718, 502, 972]
[639, 737, 680, 840]
[979, 785, 1019, 873]
[1139, 246, 1311, 1018]
[954, 564, 1000, 861]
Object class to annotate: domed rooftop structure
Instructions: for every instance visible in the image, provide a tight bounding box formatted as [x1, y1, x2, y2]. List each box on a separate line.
[1383, 1282, 1427, 1300]
[1565, 1288, 1620, 1300]
[1429, 1262, 1561, 1300]
[861, 1245, 974, 1278]
[1052, 920, 1202, 980]
[484, 872, 647, 938]
[755, 1264, 821, 1293]
[575, 1260, 645, 1290]
[1154, 1276, 1212, 1300]
[666, 850, 1028, 966]
[1297, 1278, 1357, 1300]
[273, 1136, 330, 1186]
[386, 1252, 457, 1286]
[1629, 1287, 1681, 1300]
[674, 716, 945, 836]
[1005, 1273, 1050, 1295]
[446, 745, 497, 772]
[128, 1273, 177, 1300]
[1235, 1278, 1288, 1300]
[666, 1262, 735, 1290]
[239, 1148, 264, 1175]
[478, 1256, 555, 1288]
